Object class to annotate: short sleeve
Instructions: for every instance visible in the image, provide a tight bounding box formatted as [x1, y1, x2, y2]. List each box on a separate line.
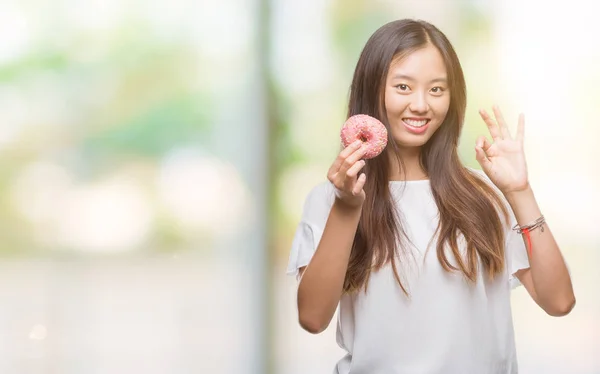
[286, 182, 335, 279]
[467, 167, 530, 289]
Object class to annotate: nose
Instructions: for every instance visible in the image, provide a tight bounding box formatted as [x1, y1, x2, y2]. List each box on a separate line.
[409, 92, 429, 113]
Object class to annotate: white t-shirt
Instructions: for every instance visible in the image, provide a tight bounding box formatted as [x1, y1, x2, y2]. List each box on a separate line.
[286, 171, 530, 374]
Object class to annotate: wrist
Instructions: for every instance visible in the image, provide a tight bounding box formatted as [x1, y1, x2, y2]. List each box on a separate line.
[503, 184, 543, 224]
[333, 197, 364, 214]
[503, 183, 533, 205]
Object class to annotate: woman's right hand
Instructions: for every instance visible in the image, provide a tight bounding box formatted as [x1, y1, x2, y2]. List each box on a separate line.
[327, 140, 368, 209]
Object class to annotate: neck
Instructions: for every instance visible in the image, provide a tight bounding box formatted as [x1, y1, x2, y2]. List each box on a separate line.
[387, 147, 428, 181]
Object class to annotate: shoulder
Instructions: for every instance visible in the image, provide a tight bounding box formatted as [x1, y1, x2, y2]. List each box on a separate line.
[465, 166, 489, 182]
[465, 167, 513, 224]
[299, 181, 336, 224]
[303, 181, 336, 209]
[465, 167, 501, 193]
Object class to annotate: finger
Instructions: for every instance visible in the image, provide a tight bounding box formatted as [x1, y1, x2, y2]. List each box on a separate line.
[352, 173, 367, 196]
[345, 159, 366, 179]
[338, 145, 368, 176]
[474, 144, 492, 172]
[342, 160, 365, 192]
[479, 109, 502, 140]
[341, 139, 363, 157]
[516, 113, 525, 143]
[492, 105, 511, 139]
[475, 135, 494, 153]
[329, 140, 362, 177]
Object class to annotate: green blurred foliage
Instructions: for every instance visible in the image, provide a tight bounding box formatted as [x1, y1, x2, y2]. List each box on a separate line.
[0, 20, 214, 256]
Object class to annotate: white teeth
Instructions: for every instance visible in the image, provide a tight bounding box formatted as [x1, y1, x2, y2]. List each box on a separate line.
[403, 119, 428, 127]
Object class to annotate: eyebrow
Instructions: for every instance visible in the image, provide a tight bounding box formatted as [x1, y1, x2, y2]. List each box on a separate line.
[391, 74, 448, 84]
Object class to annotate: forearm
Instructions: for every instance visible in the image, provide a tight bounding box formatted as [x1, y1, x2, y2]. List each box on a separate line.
[505, 185, 575, 312]
[297, 199, 362, 333]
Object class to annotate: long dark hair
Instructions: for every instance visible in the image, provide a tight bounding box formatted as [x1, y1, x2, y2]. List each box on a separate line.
[344, 19, 509, 294]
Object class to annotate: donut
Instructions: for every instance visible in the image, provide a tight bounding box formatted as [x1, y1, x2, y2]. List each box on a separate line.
[340, 114, 388, 159]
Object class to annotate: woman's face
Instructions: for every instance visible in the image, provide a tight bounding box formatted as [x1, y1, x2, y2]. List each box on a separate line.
[384, 44, 451, 150]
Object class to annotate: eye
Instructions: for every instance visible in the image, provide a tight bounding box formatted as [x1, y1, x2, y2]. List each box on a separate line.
[395, 84, 409, 91]
[430, 86, 445, 95]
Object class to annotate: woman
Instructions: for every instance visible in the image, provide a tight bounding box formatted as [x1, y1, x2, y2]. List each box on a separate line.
[286, 19, 575, 373]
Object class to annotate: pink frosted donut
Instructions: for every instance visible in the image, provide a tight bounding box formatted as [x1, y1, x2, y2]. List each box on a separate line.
[340, 114, 388, 159]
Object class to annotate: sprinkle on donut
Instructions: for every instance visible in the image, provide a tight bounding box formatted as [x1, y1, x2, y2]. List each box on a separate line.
[340, 114, 388, 159]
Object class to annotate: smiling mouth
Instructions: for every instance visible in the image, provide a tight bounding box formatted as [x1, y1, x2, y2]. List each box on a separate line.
[402, 118, 430, 128]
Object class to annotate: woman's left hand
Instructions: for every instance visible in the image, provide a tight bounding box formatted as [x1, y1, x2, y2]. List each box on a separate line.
[475, 105, 529, 194]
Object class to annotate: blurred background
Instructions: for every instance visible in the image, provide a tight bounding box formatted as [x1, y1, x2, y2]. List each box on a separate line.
[0, 0, 598, 373]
